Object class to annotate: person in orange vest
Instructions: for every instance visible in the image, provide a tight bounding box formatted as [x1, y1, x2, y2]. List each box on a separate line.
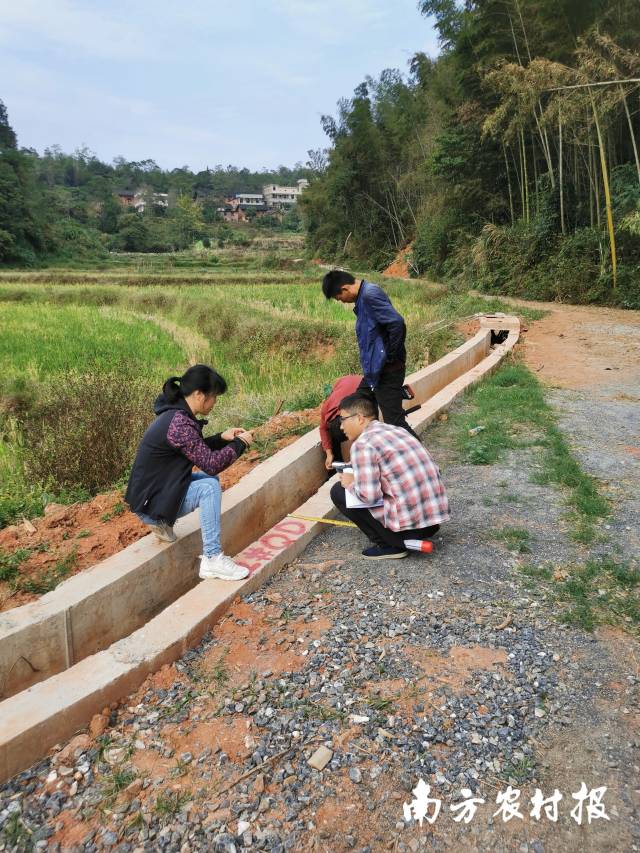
[319, 374, 362, 470]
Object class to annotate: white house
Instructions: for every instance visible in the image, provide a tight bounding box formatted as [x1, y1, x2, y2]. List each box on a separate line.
[262, 178, 309, 208]
[234, 193, 265, 207]
[134, 191, 169, 213]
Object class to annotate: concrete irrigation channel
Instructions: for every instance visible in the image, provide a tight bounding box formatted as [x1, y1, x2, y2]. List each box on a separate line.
[0, 314, 519, 783]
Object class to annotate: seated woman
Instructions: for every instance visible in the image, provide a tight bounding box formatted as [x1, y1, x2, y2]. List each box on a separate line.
[125, 364, 253, 581]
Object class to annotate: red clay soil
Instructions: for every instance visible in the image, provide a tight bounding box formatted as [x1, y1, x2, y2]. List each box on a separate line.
[0, 407, 320, 612]
[382, 244, 413, 278]
[46, 596, 336, 851]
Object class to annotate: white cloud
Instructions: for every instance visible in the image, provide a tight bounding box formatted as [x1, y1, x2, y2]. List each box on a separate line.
[271, 0, 391, 44]
[0, 0, 163, 59]
[0, 53, 229, 165]
[0, 0, 438, 169]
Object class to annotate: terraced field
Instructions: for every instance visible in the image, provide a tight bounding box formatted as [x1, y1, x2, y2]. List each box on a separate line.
[0, 240, 524, 539]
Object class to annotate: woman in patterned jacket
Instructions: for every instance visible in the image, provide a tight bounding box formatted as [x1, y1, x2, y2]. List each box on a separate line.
[125, 364, 253, 581]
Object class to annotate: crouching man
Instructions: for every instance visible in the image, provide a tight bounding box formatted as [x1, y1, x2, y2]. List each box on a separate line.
[330, 394, 449, 559]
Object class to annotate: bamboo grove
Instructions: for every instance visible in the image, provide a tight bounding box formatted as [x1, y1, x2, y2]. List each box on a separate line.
[300, 0, 640, 307]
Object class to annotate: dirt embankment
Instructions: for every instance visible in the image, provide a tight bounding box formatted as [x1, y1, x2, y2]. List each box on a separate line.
[382, 244, 414, 278]
[0, 407, 320, 612]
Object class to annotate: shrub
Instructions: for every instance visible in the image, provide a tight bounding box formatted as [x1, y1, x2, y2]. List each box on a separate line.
[22, 368, 155, 494]
[613, 264, 640, 309]
[411, 210, 461, 277]
[0, 417, 50, 527]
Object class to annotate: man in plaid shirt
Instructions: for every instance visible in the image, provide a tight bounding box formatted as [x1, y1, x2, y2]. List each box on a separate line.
[330, 393, 449, 559]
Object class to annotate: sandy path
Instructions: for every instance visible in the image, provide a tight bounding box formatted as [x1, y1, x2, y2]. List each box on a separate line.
[497, 296, 640, 396]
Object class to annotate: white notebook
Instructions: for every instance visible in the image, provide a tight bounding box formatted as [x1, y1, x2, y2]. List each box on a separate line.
[345, 490, 384, 510]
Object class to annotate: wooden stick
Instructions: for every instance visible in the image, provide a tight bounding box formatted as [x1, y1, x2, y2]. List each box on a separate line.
[207, 735, 322, 806]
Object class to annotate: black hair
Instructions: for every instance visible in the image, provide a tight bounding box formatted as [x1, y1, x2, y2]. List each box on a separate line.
[162, 364, 228, 404]
[338, 393, 377, 419]
[322, 269, 355, 299]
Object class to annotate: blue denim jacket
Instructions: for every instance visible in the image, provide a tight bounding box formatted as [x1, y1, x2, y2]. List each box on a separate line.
[354, 280, 407, 389]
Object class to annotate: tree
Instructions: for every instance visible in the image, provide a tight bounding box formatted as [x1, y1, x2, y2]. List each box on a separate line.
[0, 102, 46, 262]
[0, 99, 17, 149]
[167, 196, 205, 249]
[97, 194, 122, 234]
[115, 213, 150, 252]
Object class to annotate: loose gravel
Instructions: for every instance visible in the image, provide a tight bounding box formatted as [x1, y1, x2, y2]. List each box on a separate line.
[1, 385, 638, 853]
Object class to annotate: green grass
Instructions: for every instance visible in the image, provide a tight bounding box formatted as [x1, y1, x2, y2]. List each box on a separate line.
[0, 244, 535, 530]
[100, 501, 126, 523]
[448, 361, 608, 538]
[454, 362, 549, 464]
[520, 562, 554, 582]
[101, 768, 137, 802]
[519, 556, 639, 632]
[0, 547, 31, 583]
[14, 546, 78, 594]
[557, 556, 640, 631]
[534, 425, 609, 521]
[0, 302, 184, 383]
[438, 359, 634, 630]
[492, 526, 532, 554]
[155, 790, 192, 816]
[0, 278, 528, 440]
[369, 696, 394, 712]
[501, 756, 535, 784]
[200, 653, 230, 691]
[299, 701, 347, 722]
[0, 813, 28, 847]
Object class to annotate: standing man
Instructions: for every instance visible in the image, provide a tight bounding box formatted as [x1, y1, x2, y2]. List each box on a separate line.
[319, 374, 362, 470]
[321, 269, 418, 438]
[330, 393, 449, 560]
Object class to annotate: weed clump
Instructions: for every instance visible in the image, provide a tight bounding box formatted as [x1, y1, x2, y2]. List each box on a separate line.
[23, 369, 155, 495]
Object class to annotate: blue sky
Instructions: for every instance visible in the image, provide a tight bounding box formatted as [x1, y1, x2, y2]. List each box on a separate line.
[0, 1, 438, 171]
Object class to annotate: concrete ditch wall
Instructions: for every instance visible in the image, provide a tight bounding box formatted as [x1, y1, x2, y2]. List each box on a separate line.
[0, 322, 495, 702]
[0, 317, 519, 783]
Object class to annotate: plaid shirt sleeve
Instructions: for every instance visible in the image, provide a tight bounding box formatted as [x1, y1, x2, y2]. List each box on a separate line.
[349, 438, 383, 505]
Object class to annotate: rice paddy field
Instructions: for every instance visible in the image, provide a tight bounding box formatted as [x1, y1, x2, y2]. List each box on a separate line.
[0, 235, 523, 528]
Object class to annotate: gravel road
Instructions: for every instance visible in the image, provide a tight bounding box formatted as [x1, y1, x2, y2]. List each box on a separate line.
[1, 303, 638, 853]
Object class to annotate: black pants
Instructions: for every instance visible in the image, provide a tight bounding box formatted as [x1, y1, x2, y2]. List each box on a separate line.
[357, 365, 419, 440]
[327, 416, 348, 462]
[330, 482, 439, 549]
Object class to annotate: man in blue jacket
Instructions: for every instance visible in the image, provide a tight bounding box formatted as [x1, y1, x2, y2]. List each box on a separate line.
[322, 269, 418, 438]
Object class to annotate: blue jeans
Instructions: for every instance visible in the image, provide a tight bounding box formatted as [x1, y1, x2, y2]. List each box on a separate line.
[137, 473, 222, 557]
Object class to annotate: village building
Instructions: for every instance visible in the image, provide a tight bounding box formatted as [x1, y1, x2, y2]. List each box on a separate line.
[262, 178, 308, 208]
[119, 178, 308, 222]
[234, 192, 264, 208]
[133, 191, 169, 214]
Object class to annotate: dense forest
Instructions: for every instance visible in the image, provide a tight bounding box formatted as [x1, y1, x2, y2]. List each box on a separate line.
[0, 102, 308, 264]
[300, 0, 640, 307]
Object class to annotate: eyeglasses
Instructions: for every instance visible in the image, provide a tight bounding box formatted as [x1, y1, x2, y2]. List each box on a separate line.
[338, 414, 359, 424]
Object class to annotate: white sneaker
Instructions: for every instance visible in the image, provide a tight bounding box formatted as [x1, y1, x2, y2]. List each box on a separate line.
[199, 553, 249, 581]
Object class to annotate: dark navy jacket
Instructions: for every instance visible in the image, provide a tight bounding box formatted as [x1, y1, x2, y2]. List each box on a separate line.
[125, 395, 246, 525]
[354, 280, 407, 389]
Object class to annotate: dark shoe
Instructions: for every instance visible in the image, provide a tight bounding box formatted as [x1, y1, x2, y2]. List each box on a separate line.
[147, 520, 177, 543]
[361, 545, 408, 560]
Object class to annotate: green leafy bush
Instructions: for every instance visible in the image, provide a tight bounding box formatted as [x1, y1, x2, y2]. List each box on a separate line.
[411, 210, 462, 277]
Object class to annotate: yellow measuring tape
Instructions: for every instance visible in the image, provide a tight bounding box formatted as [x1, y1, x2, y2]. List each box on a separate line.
[288, 513, 357, 528]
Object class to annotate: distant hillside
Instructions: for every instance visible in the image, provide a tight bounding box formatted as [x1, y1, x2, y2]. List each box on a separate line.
[300, 0, 640, 308]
